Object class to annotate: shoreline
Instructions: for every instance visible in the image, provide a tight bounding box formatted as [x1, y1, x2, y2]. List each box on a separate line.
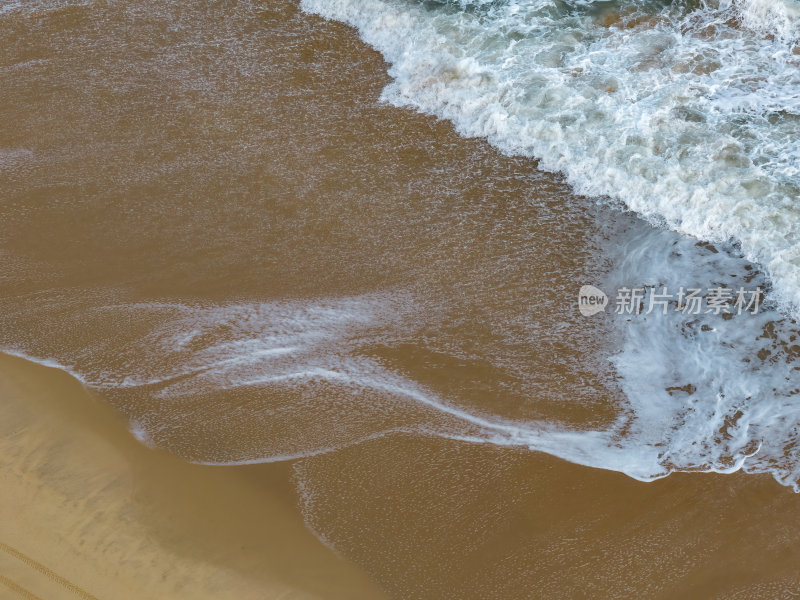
[3, 0, 800, 596]
[0, 351, 386, 600]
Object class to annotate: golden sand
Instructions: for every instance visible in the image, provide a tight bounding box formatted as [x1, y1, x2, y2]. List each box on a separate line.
[0, 353, 385, 600]
[4, 1, 800, 597]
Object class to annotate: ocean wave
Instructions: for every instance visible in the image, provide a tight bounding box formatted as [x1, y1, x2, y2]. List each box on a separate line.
[302, 0, 800, 313]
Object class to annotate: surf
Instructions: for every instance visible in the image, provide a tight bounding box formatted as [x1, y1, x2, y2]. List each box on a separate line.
[301, 0, 800, 312]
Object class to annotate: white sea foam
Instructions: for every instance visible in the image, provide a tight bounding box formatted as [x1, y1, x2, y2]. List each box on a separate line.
[283, 0, 800, 489]
[5, 260, 800, 490]
[0, 1, 22, 14]
[0, 150, 33, 170]
[302, 0, 800, 314]
[0, 346, 93, 386]
[0, 0, 91, 15]
[732, 0, 800, 41]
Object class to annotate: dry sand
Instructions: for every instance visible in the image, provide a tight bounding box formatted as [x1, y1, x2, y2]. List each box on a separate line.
[0, 352, 385, 600]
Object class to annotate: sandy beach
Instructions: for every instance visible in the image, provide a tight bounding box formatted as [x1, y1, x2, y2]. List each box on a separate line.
[5, 350, 800, 599]
[0, 352, 385, 600]
[3, 0, 800, 597]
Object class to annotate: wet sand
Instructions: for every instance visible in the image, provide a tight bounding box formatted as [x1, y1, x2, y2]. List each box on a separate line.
[296, 430, 800, 599]
[3, 0, 800, 598]
[0, 352, 385, 600]
[5, 354, 800, 600]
